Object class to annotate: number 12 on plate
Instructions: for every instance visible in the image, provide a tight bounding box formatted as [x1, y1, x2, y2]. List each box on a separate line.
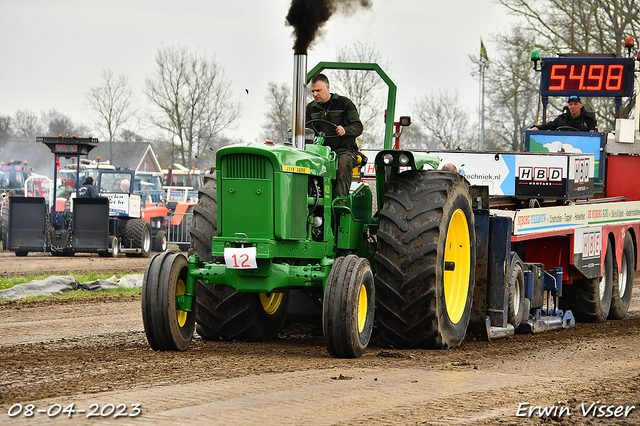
[224, 247, 258, 269]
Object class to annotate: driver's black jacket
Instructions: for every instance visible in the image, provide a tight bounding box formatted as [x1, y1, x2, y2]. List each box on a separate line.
[306, 93, 363, 151]
[534, 106, 597, 131]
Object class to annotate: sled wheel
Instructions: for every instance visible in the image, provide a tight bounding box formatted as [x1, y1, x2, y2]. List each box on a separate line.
[323, 255, 375, 358]
[375, 170, 475, 349]
[609, 232, 635, 319]
[142, 251, 196, 351]
[508, 253, 525, 328]
[123, 219, 152, 257]
[153, 230, 167, 252]
[563, 239, 613, 322]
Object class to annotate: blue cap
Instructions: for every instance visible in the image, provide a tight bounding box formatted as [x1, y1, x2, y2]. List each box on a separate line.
[568, 95, 582, 103]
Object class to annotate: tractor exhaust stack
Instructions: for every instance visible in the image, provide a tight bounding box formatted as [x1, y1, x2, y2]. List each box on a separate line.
[292, 53, 307, 149]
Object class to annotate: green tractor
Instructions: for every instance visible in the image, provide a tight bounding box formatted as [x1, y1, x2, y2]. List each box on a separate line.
[142, 59, 476, 358]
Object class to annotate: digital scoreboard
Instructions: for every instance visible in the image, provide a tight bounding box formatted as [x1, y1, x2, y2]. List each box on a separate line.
[540, 57, 635, 98]
[38, 136, 98, 157]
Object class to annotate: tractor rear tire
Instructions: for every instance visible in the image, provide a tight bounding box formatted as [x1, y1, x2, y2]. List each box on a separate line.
[142, 251, 196, 351]
[122, 219, 152, 258]
[374, 170, 476, 349]
[323, 255, 375, 358]
[609, 232, 635, 319]
[190, 174, 289, 341]
[190, 174, 218, 262]
[562, 240, 613, 322]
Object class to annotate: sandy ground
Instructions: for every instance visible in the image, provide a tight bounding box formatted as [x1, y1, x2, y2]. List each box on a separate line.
[0, 253, 639, 425]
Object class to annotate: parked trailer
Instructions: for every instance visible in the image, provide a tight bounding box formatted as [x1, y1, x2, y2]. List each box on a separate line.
[142, 51, 640, 357]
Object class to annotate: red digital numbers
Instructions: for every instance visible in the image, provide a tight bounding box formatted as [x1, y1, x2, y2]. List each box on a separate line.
[547, 63, 626, 92]
[54, 144, 78, 153]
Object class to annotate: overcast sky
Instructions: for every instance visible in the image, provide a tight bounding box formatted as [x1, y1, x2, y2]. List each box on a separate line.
[0, 0, 514, 143]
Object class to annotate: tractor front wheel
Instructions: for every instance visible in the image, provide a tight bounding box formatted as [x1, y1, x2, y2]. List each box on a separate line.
[153, 230, 167, 252]
[323, 255, 375, 358]
[142, 251, 196, 351]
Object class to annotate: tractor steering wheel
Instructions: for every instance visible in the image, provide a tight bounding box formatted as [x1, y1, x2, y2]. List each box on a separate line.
[305, 119, 339, 139]
[555, 126, 580, 132]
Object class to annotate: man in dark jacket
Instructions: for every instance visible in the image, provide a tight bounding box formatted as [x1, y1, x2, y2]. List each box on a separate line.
[531, 95, 597, 131]
[78, 176, 104, 198]
[306, 73, 363, 203]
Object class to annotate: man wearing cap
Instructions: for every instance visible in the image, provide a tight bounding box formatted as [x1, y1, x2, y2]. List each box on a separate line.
[531, 95, 597, 132]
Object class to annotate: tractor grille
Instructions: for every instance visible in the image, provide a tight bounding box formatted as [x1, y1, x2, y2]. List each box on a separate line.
[223, 154, 271, 180]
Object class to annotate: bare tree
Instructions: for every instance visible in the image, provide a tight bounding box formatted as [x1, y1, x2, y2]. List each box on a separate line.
[12, 109, 40, 141]
[473, 27, 539, 151]
[144, 46, 240, 168]
[497, 0, 640, 56]
[260, 81, 292, 144]
[330, 41, 391, 149]
[85, 69, 137, 162]
[413, 90, 474, 150]
[0, 115, 12, 148]
[41, 109, 84, 137]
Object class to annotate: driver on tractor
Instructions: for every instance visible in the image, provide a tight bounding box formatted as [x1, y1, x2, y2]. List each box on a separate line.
[531, 95, 598, 132]
[306, 73, 363, 204]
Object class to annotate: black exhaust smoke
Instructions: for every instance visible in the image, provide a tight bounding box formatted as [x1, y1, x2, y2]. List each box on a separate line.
[287, 0, 372, 148]
[286, 0, 372, 54]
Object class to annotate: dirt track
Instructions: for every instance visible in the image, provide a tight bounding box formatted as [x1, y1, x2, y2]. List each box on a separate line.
[1, 253, 640, 425]
[0, 250, 149, 278]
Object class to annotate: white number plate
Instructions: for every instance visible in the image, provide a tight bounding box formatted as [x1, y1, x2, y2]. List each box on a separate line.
[224, 247, 258, 269]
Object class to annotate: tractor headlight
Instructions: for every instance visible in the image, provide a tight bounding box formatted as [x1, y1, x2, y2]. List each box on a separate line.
[382, 153, 394, 165]
[398, 154, 410, 166]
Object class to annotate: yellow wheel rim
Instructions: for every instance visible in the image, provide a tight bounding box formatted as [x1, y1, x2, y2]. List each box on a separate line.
[259, 292, 283, 315]
[176, 279, 188, 327]
[443, 209, 471, 324]
[357, 284, 368, 333]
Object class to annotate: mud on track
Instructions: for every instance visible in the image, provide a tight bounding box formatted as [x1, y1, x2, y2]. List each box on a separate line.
[1, 260, 640, 425]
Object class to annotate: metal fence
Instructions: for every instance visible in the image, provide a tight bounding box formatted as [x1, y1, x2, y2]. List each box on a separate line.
[166, 212, 193, 251]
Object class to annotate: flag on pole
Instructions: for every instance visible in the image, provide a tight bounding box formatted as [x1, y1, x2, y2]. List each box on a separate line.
[480, 38, 489, 67]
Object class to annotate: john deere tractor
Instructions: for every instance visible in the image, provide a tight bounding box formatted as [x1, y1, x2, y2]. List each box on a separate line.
[142, 59, 476, 358]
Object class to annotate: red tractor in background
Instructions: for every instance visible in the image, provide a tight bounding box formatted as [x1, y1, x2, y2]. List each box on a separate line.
[161, 164, 207, 251]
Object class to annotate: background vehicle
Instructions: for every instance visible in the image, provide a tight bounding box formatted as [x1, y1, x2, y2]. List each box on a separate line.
[4, 136, 152, 258]
[142, 48, 640, 358]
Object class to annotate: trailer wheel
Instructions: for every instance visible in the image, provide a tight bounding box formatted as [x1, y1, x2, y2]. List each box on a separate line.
[123, 219, 152, 258]
[563, 240, 613, 322]
[190, 174, 289, 341]
[508, 253, 525, 328]
[609, 232, 635, 319]
[323, 255, 375, 358]
[153, 230, 167, 252]
[15, 250, 28, 257]
[375, 170, 475, 349]
[142, 251, 196, 351]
